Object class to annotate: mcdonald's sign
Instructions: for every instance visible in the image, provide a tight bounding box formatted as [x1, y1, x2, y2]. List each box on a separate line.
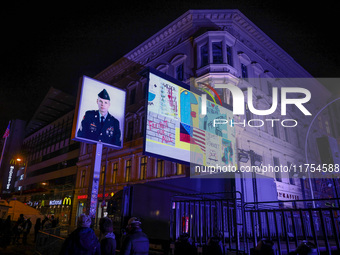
[63, 197, 72, 206]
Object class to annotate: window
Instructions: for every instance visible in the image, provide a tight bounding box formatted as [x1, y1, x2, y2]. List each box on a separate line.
[130, 88, 136, 105]
[288, 162, 295, 185]
[100, 166, 105, 185]
[156, 159, 164, 178]
[176, 63, 184, 81]
[176, 163, 184, 175]
[80, 170, 86, 188]
[267, 81, 273, 97]
[245, 103, 253, 122]
[125, 160, 131, 182]
[273, 157, 281, 182]
[212, 42, 223, 64]
[126, 121, 134, 141]
[273, 118, 279, 138]
[226, 45, 233, 66]
[200, 44, 208, 67]
[241, 64, 248, 81]
[111, 162, 118, 184]
[284, 127, 289, 142]
[140, 156, 147, 180]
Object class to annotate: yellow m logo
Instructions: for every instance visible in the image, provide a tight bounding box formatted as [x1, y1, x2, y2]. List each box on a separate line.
[63, 197, 72, 205]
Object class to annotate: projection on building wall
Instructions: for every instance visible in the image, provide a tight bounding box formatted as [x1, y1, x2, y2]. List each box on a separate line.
[143, 68, 236, 169]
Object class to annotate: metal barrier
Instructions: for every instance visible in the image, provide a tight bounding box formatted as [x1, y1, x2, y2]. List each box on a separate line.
[170, 192, 246, 254]
[35, 229, 65, 255]
[171, 194, 340, 255]
[244, 199, 340, 255]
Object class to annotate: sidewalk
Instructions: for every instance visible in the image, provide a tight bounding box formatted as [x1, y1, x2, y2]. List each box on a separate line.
[0, 233, 36, 255]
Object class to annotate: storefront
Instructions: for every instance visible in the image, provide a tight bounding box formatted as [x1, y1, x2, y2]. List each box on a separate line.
[76, 192, 113, 227]
[26, 195, 73, 224]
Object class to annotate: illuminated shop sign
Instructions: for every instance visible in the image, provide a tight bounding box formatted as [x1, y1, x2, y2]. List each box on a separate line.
[278, 192, 299, 200]
[6, 165, 14, 189]
[49, 200, 62, 206]
[63, 197, 72, 205]
[77, 193, 111, 200]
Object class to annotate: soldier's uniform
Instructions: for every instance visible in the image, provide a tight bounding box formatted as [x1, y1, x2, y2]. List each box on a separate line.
[77, 89, 121, 146]
[77, 110, 121, 146]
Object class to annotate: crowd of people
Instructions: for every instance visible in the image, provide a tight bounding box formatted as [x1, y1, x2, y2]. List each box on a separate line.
[0, 213, 59, 249]
[59, 215, 149, 255]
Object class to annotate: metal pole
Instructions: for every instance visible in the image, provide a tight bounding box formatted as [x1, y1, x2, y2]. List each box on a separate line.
[101, 148, 109, 218]
[87, 142, 103, 221]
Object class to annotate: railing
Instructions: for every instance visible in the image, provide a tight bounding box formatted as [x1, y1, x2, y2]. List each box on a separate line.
[35, 229, 65, 255]
[170, 195, 340, 255]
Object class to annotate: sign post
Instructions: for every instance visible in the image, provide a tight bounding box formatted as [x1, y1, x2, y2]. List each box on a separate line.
[87, 142, 103, 219]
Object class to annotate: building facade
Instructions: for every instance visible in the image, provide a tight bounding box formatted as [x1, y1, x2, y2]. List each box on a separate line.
[14, 88, 78, 224]
[73, 9, 336, 227]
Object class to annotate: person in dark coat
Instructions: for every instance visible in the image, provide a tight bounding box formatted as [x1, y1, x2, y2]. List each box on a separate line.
[13, 214, 25, 244]
[99, 217, 116, 255]
[1, 215, 12, 247]
[120, 217, 149, 255]
[77, 89, 121, 146]
[22, 218, 32, 244]
[59, 214, 100, 255]
[174, 233, 197, 255]
[34, 218, 41, 242]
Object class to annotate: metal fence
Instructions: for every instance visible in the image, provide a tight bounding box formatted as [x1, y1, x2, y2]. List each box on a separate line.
[170, 194, 340, 255]
[35, 228, 66, 255]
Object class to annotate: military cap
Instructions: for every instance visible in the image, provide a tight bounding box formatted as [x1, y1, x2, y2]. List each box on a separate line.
[98, 89, 110, 100]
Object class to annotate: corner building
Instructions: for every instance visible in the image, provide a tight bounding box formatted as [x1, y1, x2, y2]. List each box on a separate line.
[73, 10, 336, 227]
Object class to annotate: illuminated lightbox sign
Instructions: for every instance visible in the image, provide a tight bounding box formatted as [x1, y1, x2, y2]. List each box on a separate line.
[72, 76, 126, 149]
[49, 200, 62, 206]
[143, 69, 236, 168]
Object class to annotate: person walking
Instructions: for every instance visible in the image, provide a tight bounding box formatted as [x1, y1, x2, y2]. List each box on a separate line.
[59, 214, 100, 255]
[13, 214, 25, 244]
[120, 217, 149, 255]
[99, 217, 116, 255]
[22, 218, 32, 245]
[34, 218, 41, 242]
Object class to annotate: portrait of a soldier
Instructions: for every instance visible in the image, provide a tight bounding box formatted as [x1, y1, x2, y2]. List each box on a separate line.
[77, 89, 121, 146]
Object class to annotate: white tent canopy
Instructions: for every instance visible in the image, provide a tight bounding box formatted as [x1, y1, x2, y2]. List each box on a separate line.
[7, 200, 43, 223]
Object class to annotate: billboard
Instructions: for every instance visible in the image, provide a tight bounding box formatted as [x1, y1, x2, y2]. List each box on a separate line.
[143, 68, 236, 169]
[72, 76, 126, 149]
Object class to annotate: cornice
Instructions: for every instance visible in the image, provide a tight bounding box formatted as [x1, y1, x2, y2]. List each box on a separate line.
[96, 9, 311, 83]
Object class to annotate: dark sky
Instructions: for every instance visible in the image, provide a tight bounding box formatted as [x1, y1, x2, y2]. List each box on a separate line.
[1, 1, 339, 134]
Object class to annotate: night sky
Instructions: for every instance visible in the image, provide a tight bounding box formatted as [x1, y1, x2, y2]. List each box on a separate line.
[1, 1, 339, 134]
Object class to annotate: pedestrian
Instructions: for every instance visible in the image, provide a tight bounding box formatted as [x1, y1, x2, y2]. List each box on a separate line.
[42, 216, 49, 230]
[1, 215, 12, 248]
[174, 233, 197, 255]
[206, 235, 223, 255]
[51, 215, 58, 228]
[22, 218, 32, 244]
[99, 217, 116, 255]
[120, 217, 149, 255]
[34, 218, 41, 242]
[13, 214, 25, 244]
[59, 214, 100, 255]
